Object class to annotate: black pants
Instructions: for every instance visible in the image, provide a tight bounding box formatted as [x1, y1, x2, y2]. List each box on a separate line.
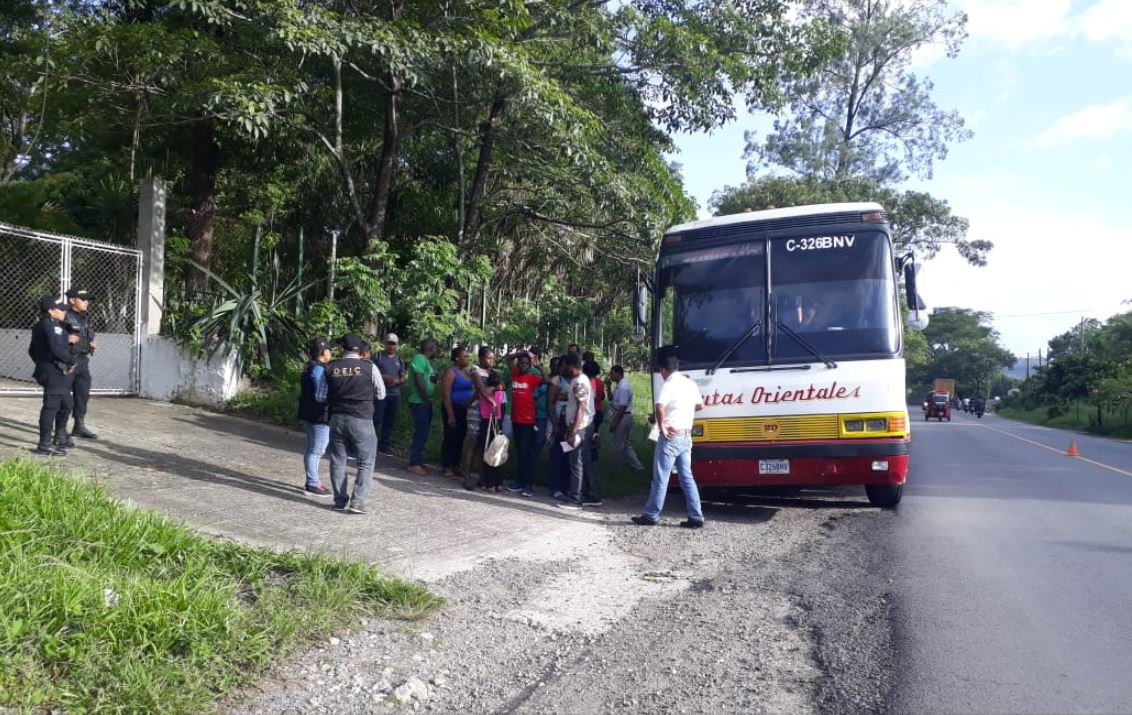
[71, 359, 91, 420]
[476, 428, 503, 488]
[39, 392, 74, 444]
[441, 408, 468, 470]
[513, 423, 539, 489]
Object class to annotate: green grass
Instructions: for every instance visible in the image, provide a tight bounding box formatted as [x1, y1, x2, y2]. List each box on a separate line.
[999, 401, 1132, 440]
[0, 459, 441, 714]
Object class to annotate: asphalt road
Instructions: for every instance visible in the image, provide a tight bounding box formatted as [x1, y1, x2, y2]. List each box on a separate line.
[884, 410, 1132, 713]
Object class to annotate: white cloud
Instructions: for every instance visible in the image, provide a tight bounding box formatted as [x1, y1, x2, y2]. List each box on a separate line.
[1078, 0, 1132, 43]
[959, 0, 1132, 53]
[1027, 98, 1132, 148]
[962, 0, 1072, 47]
[1092, 154, 1113, 168]
[917, 210, 1131, 355]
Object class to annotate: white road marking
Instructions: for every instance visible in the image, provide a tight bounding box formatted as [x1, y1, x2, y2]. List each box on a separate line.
[980, 424, 1132, 479]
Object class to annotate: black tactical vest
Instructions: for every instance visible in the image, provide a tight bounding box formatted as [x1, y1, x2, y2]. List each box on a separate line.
[297, 361, 330, 424]
[327, 357, 375, 419]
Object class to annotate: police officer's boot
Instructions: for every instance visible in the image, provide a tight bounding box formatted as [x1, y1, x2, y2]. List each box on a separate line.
[55, 428, 76, 449]
[34, 430, 65, 457]
[72, 418, 98, 439]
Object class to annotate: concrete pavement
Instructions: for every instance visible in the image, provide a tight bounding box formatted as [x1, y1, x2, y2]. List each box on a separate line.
[0, 397, 615, 582]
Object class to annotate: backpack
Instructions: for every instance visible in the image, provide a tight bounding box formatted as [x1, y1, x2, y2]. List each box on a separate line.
[484, 412, 510, 467]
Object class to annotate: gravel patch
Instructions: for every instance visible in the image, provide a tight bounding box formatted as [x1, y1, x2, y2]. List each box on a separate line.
[226, 489, 897, 714]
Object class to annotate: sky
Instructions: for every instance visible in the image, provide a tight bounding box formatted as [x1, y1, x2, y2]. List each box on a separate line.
[668, 0, 1132, 358]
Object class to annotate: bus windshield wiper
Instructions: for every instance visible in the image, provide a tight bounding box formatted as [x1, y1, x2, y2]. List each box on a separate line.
[707, 319, 761, 375]
[775, 321, 838, 369]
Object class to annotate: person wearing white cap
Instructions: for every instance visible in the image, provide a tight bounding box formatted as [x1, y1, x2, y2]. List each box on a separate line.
[372, 333, 407, 457]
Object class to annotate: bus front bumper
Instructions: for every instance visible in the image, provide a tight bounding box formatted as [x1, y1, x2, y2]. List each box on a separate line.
[687, 440, 909, 488]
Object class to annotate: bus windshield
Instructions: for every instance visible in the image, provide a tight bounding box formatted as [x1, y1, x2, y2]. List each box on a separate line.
[656, 231, 899, 368]
[771, 231, 899, 361]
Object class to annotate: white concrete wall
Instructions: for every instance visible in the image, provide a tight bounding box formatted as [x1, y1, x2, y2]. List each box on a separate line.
[0, 328, 134, 390]
[139, 336, 241, 407]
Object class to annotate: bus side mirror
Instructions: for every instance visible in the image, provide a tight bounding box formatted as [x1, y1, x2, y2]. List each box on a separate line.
[903, 261, 929, 330]
[635, 285, 649, 327]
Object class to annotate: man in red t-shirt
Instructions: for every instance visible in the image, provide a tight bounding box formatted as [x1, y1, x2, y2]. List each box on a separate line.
[504, 349, 544, 497]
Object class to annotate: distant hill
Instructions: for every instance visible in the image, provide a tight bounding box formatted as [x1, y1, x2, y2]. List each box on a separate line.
[1004, 358, 1033, 380]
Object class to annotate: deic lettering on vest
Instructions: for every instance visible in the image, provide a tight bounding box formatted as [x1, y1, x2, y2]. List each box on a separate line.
[332, 366, 363, 377]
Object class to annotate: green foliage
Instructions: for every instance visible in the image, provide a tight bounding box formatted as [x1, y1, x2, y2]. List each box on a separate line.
[190, 253, 309, 373]
[746, 0, 970, 184]
[0, 458, 440, 713]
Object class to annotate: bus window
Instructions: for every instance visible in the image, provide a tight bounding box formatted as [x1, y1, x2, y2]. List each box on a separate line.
[657, 241, 767, 368]
[770, 231, 899, 360]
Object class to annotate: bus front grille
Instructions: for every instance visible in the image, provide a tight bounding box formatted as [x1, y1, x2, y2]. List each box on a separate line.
[698, 414, 841, 442]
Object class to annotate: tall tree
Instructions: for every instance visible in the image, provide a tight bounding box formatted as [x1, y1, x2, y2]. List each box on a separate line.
[746, 0, 969, 182]
[909, 307, 1015, 395]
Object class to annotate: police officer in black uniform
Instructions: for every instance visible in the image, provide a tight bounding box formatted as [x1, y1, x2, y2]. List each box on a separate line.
[64, 287, 98, 439]
[28, 296, 77, 455]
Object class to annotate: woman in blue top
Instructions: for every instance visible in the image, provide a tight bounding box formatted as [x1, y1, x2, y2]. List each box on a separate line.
[441, 346, 474, 477]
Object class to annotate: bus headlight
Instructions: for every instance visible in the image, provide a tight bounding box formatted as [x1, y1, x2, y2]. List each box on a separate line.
[691, 424, 704, 437]
[871, 460, 890, 471]
[844, 419, 865, 432]
[865, 418, 888, 432]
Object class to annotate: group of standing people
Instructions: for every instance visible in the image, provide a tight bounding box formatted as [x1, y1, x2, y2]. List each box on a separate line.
[27, 288, 99, 456]
[298, 335, 707, 527]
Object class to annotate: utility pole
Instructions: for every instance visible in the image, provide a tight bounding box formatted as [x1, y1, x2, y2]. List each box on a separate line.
[328, 229, 340, 300]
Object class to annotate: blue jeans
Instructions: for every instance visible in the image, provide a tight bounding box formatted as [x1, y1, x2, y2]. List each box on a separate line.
[643, 433, 704, 523]
[373, 393, 400, 453]
[408, 403, 432, 467]
[328, 415, 377, 509]
[302, 420, 330, 488]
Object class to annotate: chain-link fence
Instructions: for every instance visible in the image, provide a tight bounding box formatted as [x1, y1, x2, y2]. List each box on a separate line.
[0, 222, 142, 395]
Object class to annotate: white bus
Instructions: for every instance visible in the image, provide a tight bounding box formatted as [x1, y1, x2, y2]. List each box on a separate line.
[643, 202, 925, 507]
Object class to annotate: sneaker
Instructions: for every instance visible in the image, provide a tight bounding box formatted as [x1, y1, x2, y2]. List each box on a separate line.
[552, 490, 567, 501]
[581, 499, 603, 507]
[520, 489, 534, 498]
[56, 435, 76, 449]
[631, 515, 659, 526]
[346, 505, 367, 515]
[556, 500, 583, 511]
[679, 519, 705, 529]
[406, 465, 427, 476]
[332, 502, 349, 511]
[33, 445, 65, 457]
[506, 483, 525, 493]
[378, 449, 395, 457]
[305, 483, 332, 497]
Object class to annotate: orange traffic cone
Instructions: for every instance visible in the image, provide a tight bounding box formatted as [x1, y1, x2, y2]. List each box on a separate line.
[1066, 438, 1080, 457]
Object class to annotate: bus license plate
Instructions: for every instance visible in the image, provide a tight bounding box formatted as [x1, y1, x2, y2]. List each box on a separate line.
[758, 459, 790, 475]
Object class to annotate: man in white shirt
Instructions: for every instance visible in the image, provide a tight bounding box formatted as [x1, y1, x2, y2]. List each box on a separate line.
[606, 365, 644, 472]
[556, 353, 598, 510]
[632, 355, 705, 528]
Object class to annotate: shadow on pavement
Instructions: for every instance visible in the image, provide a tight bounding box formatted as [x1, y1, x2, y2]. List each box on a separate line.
[78, 438, 327, 510]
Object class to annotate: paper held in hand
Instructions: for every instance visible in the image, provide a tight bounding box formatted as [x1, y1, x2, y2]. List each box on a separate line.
[648, 422, 660, 442]
[560, 432, 583, 453]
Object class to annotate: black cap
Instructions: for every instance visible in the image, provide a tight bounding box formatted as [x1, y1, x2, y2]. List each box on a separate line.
[306, 338, 330, 355]
[338, 333, 365, 351]
[37, 295, 67, 313]
[65, 287, 92, 300]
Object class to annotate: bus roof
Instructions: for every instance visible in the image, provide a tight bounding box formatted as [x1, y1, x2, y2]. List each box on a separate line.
[665, 202, 885, 236]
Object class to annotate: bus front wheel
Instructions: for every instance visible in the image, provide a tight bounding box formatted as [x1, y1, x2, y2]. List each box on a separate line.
[866, 484, 903, 508]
